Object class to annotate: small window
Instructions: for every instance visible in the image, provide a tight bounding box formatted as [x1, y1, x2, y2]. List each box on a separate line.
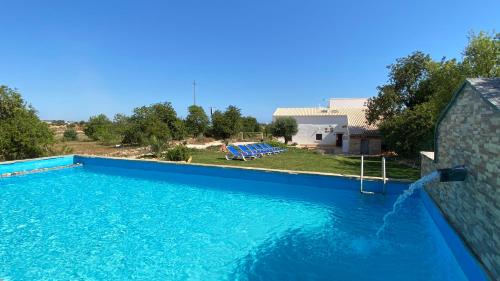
[316, 134, 323, 141]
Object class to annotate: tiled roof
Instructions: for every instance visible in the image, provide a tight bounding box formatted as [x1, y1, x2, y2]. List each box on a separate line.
[467, 78, 500, 110]
[273, 107, 379, 136]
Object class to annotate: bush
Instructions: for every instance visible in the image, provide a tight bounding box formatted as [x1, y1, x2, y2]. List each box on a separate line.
[63, 128, 78, 141]
[148, 136, 169, 158]
[165, 145, 191, 161]
[266, 139, 288, 148]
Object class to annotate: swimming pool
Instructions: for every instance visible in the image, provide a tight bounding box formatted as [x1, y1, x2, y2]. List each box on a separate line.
[0, 156, 487, 280]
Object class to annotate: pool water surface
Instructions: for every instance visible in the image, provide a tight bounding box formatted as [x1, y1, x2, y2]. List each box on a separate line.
[0, 157, 471, 280]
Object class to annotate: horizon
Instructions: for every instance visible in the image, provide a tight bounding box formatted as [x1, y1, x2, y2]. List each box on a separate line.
[1, 0, 499, 123]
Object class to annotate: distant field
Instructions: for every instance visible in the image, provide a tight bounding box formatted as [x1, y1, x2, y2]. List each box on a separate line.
[52, 141, 147, 158]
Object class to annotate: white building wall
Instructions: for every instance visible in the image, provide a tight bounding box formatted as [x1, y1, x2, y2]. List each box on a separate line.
[273, 115, 348, 145]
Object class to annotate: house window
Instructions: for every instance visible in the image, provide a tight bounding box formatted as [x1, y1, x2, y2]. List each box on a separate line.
[316, 134, 323, 141]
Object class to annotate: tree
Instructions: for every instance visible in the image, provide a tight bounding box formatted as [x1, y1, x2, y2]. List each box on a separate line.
[366, 51, 433, 124]
[378, 103, 435, 158]
[269, 117, 298, 144]
[366, 31, 499, 157]
[185, 105, 209, 137]
[0, 86, 54, 160]
[210, 110, 232, 139]
[122, 102, 186, 145]
[210, 105, 243, 139]
[241, 116, 261, 132]
[224, 106, 243, 135]
[462, 31, 499, 77]
[84, 114, 113, 141]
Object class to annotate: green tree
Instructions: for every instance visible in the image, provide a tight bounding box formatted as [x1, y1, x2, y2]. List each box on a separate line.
[210, 105, 243, 139]
[269, 117, 298, 144]
[113, 113, 131, 136]
[462, 31, 499, 77]
[185, 105, 209, 137]
[366, 51, 433, 124]
[241, 116, 261, 132]
[210, 110, 231, 139]
[0, 86, 54, 160]
[366, 31, 499, 157]
[379, 103, 435, 158]
[84, 114, 113, 141]
[122, 102, 186, 145]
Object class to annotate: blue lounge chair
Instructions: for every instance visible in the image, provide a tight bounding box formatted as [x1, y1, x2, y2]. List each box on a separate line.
[225, 146, 256, 161]
[238, 145, 263, 157]
[249, 143, 274, 155]
[259, 143, 281, 153]
[262, 143, 285, 153]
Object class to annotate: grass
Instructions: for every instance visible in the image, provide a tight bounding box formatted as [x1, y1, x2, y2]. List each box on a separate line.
[190, 147, 419, 180]
[51, 141, 419, 180]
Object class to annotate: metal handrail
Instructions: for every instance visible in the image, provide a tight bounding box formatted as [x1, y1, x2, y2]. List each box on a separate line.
[360, 155, 386, 195]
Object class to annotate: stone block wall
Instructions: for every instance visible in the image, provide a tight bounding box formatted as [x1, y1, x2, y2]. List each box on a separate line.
[422, 84, 500, 280]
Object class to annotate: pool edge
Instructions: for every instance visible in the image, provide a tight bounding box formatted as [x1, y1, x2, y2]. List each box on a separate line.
[72, 154, 413, 183]
[420, 189, 491, 281]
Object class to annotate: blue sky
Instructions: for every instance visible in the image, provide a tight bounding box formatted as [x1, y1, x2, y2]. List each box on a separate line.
[0, 0, 498, 122]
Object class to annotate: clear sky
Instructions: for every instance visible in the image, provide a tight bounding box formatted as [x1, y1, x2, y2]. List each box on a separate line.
[0, 0, 498, 122]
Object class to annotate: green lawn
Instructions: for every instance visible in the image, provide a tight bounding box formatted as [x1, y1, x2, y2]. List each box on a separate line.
[190, 148, 419, 180]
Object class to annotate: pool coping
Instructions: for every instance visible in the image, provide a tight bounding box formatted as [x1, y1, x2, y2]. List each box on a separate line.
[75, 154, 415, 183]
[420, 189, 491, 281]
[0, 154, 414, 183]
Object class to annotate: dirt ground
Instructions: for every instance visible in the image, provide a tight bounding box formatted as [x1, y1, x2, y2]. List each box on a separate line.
[53, 141, 149, 158]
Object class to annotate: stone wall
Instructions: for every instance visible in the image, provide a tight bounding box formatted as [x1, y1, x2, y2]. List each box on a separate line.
[422, 84, 500, 280]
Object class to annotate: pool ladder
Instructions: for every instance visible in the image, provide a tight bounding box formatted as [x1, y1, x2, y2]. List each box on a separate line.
[360, 155, 387, 194]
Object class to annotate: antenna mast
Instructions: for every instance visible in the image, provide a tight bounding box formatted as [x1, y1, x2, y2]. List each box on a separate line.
[192, 80, 197, 105]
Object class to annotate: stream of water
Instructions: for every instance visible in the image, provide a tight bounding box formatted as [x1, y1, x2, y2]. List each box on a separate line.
[376, 171, 440, 237]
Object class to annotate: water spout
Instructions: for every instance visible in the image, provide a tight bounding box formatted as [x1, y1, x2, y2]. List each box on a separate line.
[438, 165, 467, 182]
[376, 171, 440, 237]
[376, 165, 467, 237]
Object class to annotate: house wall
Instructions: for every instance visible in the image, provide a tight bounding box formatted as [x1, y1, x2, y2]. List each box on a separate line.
[274, 116, 348, 146]
[348, 136, 381, 155]
[421, 84, 500, 280]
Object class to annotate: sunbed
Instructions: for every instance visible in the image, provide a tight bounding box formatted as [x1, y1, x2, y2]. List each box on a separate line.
[238, 145, 263, 157]
[262, 143, 285, 153]
[249, 143, 274, 155]
[225, 146, 256, 161]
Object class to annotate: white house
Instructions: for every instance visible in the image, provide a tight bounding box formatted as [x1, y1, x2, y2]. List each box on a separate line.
[272, 98, 381, 155]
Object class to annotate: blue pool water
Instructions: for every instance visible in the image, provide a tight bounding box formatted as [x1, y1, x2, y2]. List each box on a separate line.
[0, 158, 471, 280]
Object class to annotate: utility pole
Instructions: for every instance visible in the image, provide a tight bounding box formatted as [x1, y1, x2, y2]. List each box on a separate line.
[192, 80, 196, 105]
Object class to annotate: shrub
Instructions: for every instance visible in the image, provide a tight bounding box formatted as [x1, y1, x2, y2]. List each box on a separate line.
[165, 145, 191, 162]
[63, 128, 78, 141]
[148, 136, 169, 158]
[266, 139, 287, 148]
